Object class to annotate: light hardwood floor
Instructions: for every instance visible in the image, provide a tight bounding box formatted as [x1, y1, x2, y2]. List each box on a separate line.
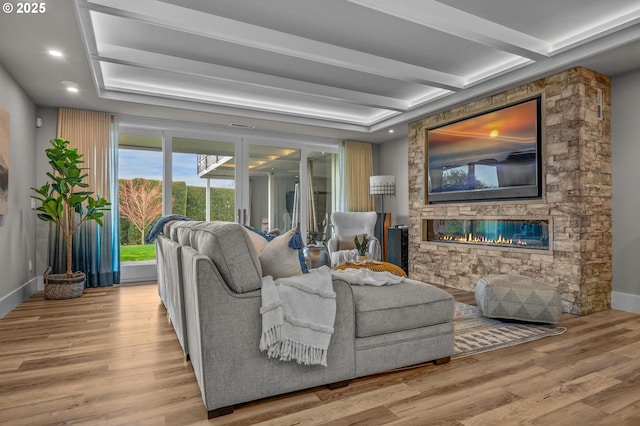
[1, 283, 640, 425]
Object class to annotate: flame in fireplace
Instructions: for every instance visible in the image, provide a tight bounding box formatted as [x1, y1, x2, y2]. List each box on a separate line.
[437, 233, 528, 246]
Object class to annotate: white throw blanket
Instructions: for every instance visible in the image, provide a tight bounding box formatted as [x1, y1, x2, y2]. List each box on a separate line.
[331, 268, 404, 286]
[260, 266, 336, 366]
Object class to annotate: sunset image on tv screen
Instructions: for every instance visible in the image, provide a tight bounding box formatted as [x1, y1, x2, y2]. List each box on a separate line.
[427, 99, 538, 196]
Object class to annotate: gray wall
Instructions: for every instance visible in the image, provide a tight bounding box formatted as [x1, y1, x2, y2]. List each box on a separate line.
[611, 69, 640, 311]
[0, 64, 37, 318]
[378, 136, 409, 226]
[34, 107, 58, 275]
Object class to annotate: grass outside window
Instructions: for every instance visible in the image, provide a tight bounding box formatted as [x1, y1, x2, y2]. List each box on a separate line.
[120, 244, 156, 262]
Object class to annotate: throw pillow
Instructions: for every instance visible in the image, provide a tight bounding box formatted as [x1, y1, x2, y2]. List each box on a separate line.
[247, 227, 309, 279]
[243, 225, 276, 254]
[338, 233, 368, 250]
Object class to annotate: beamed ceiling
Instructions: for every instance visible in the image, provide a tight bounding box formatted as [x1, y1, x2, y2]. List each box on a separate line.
[2, 1, 640, 142]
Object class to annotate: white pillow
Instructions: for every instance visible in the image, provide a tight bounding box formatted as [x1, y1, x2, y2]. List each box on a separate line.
[260, 229, 305, 279]
[244, 227, 270, 254]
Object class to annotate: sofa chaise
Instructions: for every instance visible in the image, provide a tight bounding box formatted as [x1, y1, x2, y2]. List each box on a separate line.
[155, 220, 454, 418]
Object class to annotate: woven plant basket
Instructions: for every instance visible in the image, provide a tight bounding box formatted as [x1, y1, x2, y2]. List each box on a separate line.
[43, 267, 85, 300]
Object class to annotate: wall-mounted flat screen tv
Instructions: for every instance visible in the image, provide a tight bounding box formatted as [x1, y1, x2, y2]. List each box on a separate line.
[427, 97, 542, 203]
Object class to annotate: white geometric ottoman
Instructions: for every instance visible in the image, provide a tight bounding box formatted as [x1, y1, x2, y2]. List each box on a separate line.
[474, 274, 562, 324]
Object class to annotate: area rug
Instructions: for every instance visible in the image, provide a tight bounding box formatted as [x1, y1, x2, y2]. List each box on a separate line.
[453, 302, 567, 358]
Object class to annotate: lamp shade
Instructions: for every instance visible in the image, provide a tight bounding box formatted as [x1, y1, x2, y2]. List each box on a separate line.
[369, 175, 395, 196]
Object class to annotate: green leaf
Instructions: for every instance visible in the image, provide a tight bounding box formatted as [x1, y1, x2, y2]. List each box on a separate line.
[68, 194, 87, 206]
[36, 213, 55, 222]
[44, 200, 59, 217]
[98, 199, 111, 208]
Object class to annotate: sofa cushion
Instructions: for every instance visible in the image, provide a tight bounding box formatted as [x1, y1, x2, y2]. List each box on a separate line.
[144, 214, 190, 244]
[170, 220, 189, 243]
[171, 220, 205, 244]
[351, 279, 454, 338]
[182, 221, 263, 293]
[162, 220, 180, 239]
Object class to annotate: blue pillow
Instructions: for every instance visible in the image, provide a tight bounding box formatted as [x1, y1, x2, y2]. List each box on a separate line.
[289, 229, 309, 274]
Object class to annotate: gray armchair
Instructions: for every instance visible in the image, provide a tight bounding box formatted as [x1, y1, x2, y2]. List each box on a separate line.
[328, 211, 381, 265]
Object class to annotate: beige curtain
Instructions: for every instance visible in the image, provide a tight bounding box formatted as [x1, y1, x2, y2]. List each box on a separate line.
[341, 140, 374, 212]
[50, 108, 119, 286]
[57, 108, 113, 196]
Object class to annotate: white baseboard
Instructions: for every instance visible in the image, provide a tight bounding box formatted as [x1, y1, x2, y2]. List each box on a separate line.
[0, 276, 42, 319]
[120, 261, 157, 283]
[611, 291, 640, 314]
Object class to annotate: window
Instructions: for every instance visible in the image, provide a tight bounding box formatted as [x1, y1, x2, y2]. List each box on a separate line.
[171, 137, 235, 221]
[307, 151, 338, 244]
[118, 133, 163, 262]
[117, 119, 340, 276]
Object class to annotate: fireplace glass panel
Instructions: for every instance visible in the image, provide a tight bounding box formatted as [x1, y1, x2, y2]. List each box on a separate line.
[425, 219, 549, 250]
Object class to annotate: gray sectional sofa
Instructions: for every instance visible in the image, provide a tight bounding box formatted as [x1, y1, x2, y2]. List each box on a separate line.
[155, 220, 454, 418]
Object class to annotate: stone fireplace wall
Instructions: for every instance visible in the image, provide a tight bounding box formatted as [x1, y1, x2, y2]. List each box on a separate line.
[408, 67, 611, 315]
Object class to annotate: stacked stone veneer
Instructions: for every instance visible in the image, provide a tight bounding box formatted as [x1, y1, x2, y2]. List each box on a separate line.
[408, 67, 611, 315]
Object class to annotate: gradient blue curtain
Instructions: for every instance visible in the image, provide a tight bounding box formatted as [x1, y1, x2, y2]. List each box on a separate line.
[48, 108, 120, 287]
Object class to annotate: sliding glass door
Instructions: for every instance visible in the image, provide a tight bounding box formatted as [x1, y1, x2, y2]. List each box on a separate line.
[246, 144, 300, 233]
[165, 136, 337, 242]
[307, 150, 338, 244]
[167, 136, 303, 235]
[170, 136, 236, 222]
[118, 130, 163, 263]
[118, 119, 339, 282]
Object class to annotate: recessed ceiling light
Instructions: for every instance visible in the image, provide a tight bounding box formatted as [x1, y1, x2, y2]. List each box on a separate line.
[61, 80, 79, 93]
[48, 50, 63, 57]
[389, 129, 395, 133]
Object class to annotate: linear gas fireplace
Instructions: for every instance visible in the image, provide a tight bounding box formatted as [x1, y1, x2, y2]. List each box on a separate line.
[424, 218, 550, 250]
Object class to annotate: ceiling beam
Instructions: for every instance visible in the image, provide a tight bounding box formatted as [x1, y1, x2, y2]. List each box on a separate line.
[95, 44, 414, 112]
[84, 0, 466, 90]
[552, 8, 640, 53]
[346, 0, 551, 62]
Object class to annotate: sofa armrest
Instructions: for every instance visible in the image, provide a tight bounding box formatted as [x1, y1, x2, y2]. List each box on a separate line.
[156, 235, 187, 356]
[181, 245, 357, 412]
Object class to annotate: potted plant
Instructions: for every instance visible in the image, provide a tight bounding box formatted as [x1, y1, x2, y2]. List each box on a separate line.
[354, 234, 368, 261]
[31, 138, 111, 299]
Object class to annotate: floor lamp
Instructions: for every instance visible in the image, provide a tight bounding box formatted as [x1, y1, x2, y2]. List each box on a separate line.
[369, 175, 395, 261]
